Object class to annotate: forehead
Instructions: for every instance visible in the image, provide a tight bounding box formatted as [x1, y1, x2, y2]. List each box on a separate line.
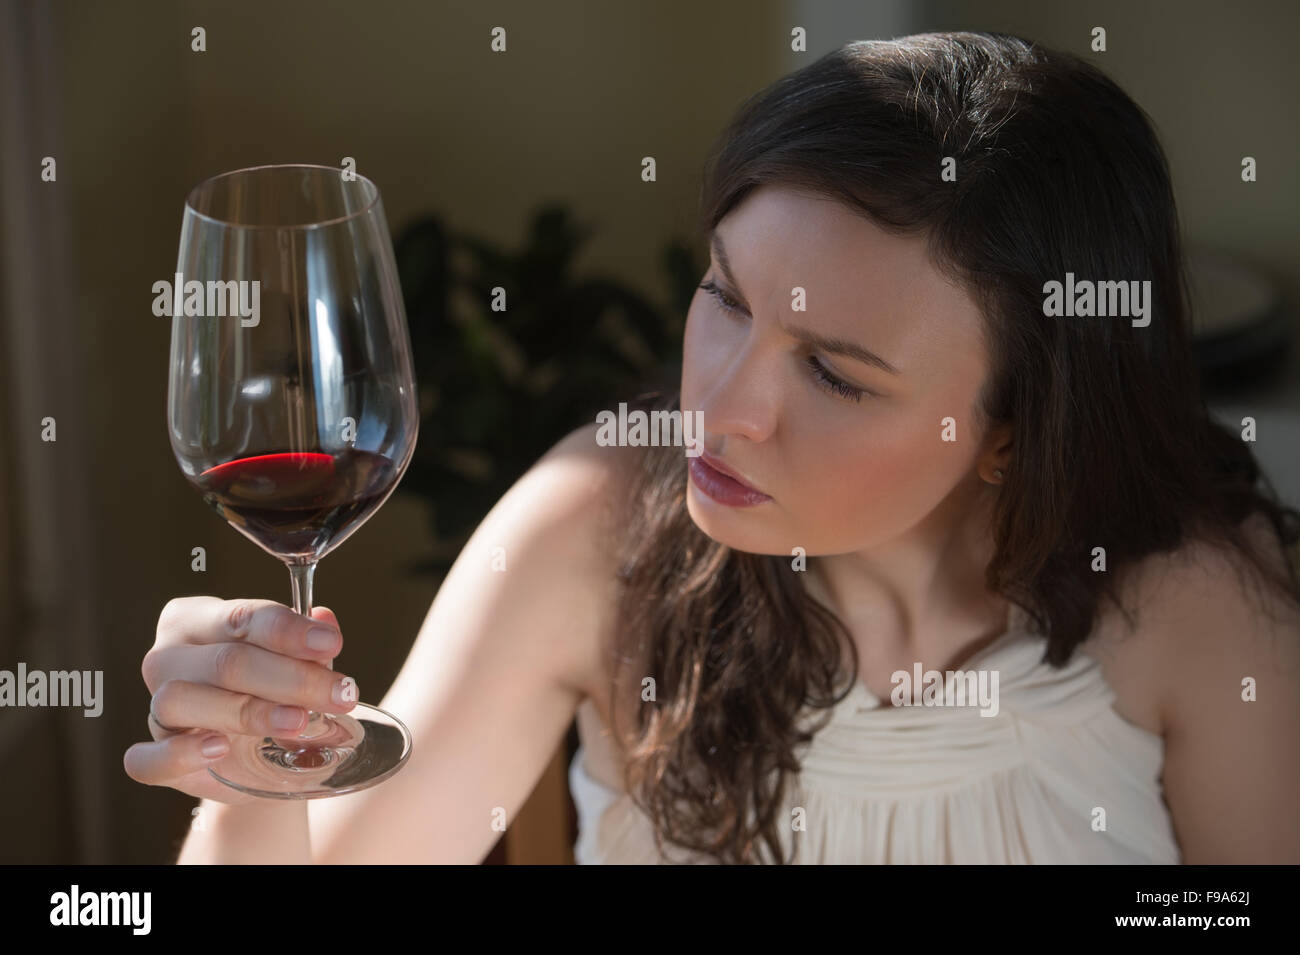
[715, 184, 988, 381]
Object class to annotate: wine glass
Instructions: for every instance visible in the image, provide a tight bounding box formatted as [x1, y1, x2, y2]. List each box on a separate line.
[167, 163, 418, 798]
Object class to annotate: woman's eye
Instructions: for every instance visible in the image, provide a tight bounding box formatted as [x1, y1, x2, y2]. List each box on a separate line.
[699, 279, 745, 316]
[698, 278, 872, 404]
[805, 355, 870, 403]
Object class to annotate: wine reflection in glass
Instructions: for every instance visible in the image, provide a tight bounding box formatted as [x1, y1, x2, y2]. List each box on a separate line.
[167, 164, 418, 798]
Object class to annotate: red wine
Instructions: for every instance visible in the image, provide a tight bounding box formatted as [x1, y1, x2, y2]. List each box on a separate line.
[194, 449, 399, 559]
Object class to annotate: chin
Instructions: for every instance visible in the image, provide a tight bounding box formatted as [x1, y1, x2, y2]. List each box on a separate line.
[684, 485, 784, 555]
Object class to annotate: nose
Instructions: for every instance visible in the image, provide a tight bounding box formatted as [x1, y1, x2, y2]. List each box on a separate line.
[695, 339, 779, 446]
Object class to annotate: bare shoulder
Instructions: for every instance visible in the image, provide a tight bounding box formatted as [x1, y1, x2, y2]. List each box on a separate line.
[536, 418, 647, 508]
[1084, 513, 1300, 862]
[527, 420, 647, 696]
[1080, 511, 1300, 737]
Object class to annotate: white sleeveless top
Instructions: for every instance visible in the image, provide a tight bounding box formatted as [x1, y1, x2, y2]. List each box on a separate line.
[567, 603, 1182, 864]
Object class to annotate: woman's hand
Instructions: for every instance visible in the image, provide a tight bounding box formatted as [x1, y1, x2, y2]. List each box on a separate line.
[123, 596, 358, 805]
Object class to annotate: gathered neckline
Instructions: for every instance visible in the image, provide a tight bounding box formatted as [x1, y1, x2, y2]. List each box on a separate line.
[839, 601, 1037, 707]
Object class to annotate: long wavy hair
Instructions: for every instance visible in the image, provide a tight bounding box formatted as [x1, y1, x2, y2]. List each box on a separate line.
[598, 32, 1300, 864]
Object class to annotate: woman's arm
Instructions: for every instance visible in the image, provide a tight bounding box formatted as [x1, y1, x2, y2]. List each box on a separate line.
[299, 422, 628, 864]
[178, 799, 312, 864]
[1114, 515, 1300, 862]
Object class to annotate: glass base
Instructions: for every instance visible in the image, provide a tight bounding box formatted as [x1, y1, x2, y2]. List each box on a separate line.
[207, 702, 412, 799]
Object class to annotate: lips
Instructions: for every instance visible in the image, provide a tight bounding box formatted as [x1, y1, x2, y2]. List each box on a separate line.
[689, 452, 772, 507]
[698, 451, 765, 495]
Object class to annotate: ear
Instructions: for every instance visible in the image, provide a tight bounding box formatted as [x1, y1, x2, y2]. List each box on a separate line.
[977, 422, 1013, 482]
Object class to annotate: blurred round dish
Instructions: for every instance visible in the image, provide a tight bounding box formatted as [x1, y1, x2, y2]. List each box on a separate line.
[1186, 245, 1293, 390]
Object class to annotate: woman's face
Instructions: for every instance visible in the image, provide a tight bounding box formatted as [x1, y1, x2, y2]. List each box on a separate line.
[680, 183, 1002, 557]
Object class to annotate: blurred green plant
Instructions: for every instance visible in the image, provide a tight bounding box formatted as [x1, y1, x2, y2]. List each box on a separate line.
[393, 203, 700, 573]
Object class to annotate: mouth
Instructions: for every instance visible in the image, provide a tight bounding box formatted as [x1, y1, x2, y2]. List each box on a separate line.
[689, 452, 772, 507]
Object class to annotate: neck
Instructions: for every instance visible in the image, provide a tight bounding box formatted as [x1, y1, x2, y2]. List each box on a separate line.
[807, 472, 1006, 650]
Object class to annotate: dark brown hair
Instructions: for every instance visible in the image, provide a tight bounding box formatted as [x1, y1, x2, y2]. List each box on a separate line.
[601, 32, 1300, 864]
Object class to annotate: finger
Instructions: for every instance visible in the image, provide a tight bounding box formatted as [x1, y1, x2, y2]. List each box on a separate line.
[155, 596, 342, 661]
[147, 708, 189, 741]
[150, 678, 319, 739]
[150, 644, 358, 715]
[313, 606, 339, 631]
[123, 732, 231, 787]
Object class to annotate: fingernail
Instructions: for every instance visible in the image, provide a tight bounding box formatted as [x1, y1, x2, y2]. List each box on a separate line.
[271, 705, 305, 731]
[200, 735, 229, 759]
[332, 676, 358, 707]
[306, 627, 339, 652]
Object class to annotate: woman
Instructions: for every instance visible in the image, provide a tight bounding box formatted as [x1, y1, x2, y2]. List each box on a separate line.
[126, 32, 1300, 864]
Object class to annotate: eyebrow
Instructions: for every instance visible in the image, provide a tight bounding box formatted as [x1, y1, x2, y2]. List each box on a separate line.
[710, 230, 901, 377]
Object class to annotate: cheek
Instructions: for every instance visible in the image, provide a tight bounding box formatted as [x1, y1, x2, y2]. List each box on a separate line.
[785, 411, 971, 544]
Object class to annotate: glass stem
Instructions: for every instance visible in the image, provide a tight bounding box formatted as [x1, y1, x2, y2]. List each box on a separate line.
[288, 560, 331, 740]
[288, 559, 317, 617]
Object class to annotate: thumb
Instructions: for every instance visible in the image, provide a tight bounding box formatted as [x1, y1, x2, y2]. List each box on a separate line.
[311, 606, 340, 631]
